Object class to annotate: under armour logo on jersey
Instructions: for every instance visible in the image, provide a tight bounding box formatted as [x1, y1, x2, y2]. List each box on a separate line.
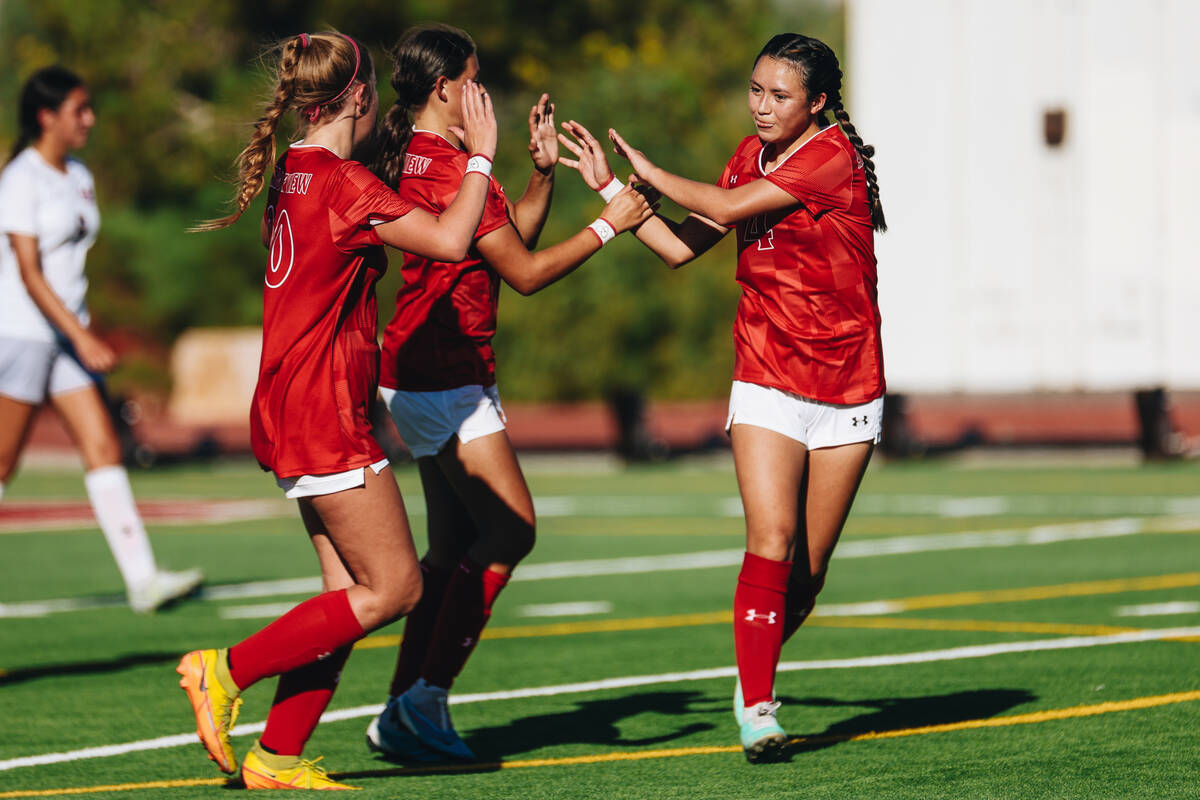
[744, 609, 777, 624]
[404, 153, 432, 176]
[851, 415, 869, 427]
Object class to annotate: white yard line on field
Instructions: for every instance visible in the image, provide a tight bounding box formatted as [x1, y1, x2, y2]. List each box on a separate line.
[3, 625, 1198, 772]
[1115, 602, 1200, 617]
[3, 515, 1197, 619]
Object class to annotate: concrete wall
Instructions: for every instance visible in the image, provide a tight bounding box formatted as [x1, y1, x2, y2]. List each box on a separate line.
[847, 0, 1200, 392]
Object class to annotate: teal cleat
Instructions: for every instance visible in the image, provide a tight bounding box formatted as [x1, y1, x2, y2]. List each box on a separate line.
[739, 700, 787, 763]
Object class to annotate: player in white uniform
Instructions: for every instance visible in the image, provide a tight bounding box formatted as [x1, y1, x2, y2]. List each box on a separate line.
[0, 66, 202, 613]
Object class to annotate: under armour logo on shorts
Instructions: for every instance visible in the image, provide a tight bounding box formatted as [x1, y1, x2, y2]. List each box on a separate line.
[851, 415, 869, 427]
[744, 609, 777, 624]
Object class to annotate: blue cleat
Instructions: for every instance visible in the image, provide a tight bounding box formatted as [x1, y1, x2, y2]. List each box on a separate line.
[365, 696, 441, 763]
[395, 679, 476, 761]
[739, 700, 787, 763]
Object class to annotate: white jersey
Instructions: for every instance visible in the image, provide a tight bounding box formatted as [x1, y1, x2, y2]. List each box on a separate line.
[0, 148, 99, 342]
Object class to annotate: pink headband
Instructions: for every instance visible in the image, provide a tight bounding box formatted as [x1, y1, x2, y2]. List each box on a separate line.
[301, 33, 362, 123]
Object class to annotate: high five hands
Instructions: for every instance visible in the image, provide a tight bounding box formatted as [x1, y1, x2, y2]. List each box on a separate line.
[528, 93, 558, 175]
[558, 120, 661, 204]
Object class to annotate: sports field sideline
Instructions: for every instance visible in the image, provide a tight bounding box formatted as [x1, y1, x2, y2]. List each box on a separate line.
[1, 454, 1197, 798]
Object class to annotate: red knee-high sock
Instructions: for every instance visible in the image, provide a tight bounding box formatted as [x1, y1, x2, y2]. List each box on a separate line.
[782, 569, 826, 644]
[228, 589, 364, 690]
[734, 552, 791, 709]
[420, 559, 509, 690]
[389, 558, 453, 697]
[259, 644, 352, 756]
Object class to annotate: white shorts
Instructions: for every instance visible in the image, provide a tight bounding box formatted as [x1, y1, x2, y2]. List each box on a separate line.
[0, 336, 96, 404]
[726, 380, 883, 449]
[380, 384, 507, 459]
[275, 458, 390, 499]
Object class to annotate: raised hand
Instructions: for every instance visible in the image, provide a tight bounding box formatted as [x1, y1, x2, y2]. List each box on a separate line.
[601, 182, 656, 234]
[452, 80, 498, 161]
[528, 93, 557, 174]
[607, 128, 655, 182]
[557, 120, 613, 190]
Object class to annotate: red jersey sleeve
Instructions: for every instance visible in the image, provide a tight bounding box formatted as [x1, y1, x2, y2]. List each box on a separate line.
[476, 176, 511, 239]
[764, 132, 855, 215]
[327, 161, 415, 251]
[400, 154, 510, 242]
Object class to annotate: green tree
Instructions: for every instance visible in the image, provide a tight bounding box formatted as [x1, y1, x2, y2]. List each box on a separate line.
[0, 0, 843, 400]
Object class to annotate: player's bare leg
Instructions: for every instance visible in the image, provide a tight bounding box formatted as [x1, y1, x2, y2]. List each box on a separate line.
[729, 423, 807, 760]
[52, 386, 203, 610]
[380, 429, 533, 761]
[49, 385, 120, 469]
[785, 441, 874, 640]
[302, 467, 422, 631]
[0, 394, 38, 485]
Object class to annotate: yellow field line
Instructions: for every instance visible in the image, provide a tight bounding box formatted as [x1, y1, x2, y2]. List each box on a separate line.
[7, 689, 1197, 797]
[0, 777, 225, 797]
[892, 572, 1200, 612]
[354, 571, 1200, 649]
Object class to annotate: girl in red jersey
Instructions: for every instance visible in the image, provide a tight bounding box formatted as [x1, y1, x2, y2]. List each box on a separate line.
[361, 23, 653, 762]
[176, 31, 497, 789]
[559, 33, 886, 762]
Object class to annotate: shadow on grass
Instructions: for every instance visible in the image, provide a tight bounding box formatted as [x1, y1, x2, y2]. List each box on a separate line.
[0, 651, 184, 686]
[783, 688, 1038, 756]
[345, 689, 714, 781]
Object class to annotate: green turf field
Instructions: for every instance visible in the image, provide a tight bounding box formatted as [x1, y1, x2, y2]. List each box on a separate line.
[1, 454, 1197, 799]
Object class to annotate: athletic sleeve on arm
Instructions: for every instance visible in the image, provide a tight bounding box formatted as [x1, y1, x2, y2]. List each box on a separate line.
[765, 137, 854, 215]
[329, 162, 415, 251]
[0, 161, 37, 236]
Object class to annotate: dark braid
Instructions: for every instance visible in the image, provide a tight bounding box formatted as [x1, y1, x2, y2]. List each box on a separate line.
[372, 23, 475, 190]
[756, 34, 887, 232]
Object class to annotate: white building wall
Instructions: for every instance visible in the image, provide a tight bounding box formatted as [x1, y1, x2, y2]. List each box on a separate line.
[847, 0, 1200, 392]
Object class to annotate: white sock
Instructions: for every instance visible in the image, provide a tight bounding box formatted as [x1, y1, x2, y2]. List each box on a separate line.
[0, 481, 5, 500]
[84, 465, 157, 591]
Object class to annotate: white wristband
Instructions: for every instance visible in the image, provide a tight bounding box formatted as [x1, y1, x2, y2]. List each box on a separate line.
[598, 176, 624, 203]
[587, 217, 616, 246]
[465, 154, 493, 177]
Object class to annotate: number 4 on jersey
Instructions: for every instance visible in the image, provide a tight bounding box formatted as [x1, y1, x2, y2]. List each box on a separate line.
[746, 214, 775, 251]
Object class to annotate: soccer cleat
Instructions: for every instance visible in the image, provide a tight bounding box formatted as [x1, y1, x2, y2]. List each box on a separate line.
[733, 678, 777, 724]
[740, 700, 787, 763]
[177, 648, 243, 773]
[128, 567, 204, 614]
[365, 696, 441, 762]
[395, 678, 476, 761]
[242, 742, 359, 790]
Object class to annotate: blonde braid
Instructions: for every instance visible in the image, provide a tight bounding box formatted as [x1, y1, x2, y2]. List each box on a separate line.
[191, 37, 305, 232]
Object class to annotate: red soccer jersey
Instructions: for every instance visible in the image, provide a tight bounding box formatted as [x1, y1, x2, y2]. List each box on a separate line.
[720, 128, 884, 404]
[251, 144, 414, 478]
[379, 131, 512, 392]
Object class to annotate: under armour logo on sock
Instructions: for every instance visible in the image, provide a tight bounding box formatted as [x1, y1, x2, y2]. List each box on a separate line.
[744, 609, 777, 624]
[461, 637, 475, 648]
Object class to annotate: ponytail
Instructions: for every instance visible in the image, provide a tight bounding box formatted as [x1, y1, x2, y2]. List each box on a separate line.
[9, 66, 84, 165]
[371, 23, 475, 190]
[193, 31, 373, 232]
[373, 102, 414, 191]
